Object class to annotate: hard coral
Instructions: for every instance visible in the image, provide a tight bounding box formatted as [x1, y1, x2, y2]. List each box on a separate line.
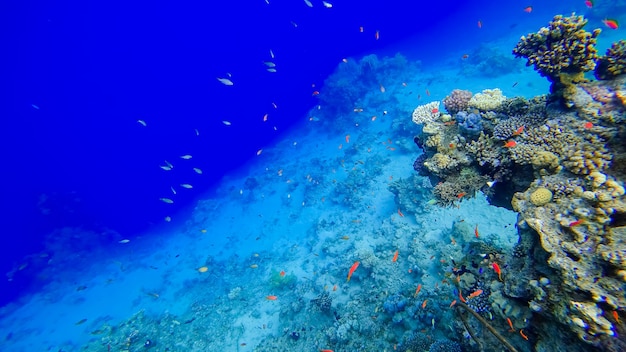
[530, 187, 553, 206]
[468, 88, 506, 111]
[412, 101, 441, 125]
[595, 40, 626, 80]
[442, 89, 473, 114]
[512, 14, 601, 82]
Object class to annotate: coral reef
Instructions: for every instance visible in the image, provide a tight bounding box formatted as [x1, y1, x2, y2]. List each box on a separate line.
[468, 88, 506, 111]
[595, 40, 626, 80]
[443, 89, 473, 114]
[412, 101, 441, 125]
[455, 111, 483, 136]
[512, 14, 601, 82]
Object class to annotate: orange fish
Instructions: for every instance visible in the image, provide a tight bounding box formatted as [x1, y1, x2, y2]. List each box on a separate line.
[345, 134, 350, 143]
[461, 54, 469, 59]
[492, 262, 503, 281]
[312, 91, 320, 96]
[477, 20, 482, 28]
[585, 0, 593, 8]
[523, 6, 532, 13]
[602, 19, 619, 29]
[474, 224, 479, 238]
[414, 284, 422, 297]
[397, 209, 404, 217]
[375, 30, 380, 40]
[333, 284, 337, 291]
[459, 291, 467, 303]
[613, 310, 621, 324]
[520, 329, 529, 341]
[346, 261, 360, 282]
[504, 140, 517, 148]
[392, 250, 399, 262]
[449, 300, 457, 308]
[569, 219, 584, 227]
[507, 317, 515, 332]
[583, 121, 593, 129]
[263, 113, 268, 122]
[320, 350, 334, 352]
[279, 270, 285, 277]
[512, 126, 524, 136]
[422, 299, 428, 309]
[359, 26, 364, 32]
[467, 289, 483, 299]
[431, 108, 439, 114]
[266, 295, 278, 300]
[457, 192, 466, 199]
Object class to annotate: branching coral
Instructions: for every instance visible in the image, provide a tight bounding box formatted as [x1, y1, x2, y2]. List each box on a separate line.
[512, 14, 601, 82]
[595, 40, 626, 80]
[412, 101, 441, 125]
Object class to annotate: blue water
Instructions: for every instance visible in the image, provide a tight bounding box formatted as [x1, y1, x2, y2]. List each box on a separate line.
[1, 0, 624, 351]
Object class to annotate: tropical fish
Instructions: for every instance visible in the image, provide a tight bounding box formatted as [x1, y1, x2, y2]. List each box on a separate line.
[520, 329, 529, 340]
[256, 149, 263, 156]
[414, 284, 422, 297]
[523, 6, 532, 13]
[583, 121, 593, 129]
[263, 61, 276, 67]
[359, 26, 364, 32]
[392, 250, 399, 262]
[467, 289, 483, 299]
[269, 49, 275, 58]
[320, 349, 334, 352]
[266, 295, 278, 300]
[322, 1, 332, 8]
[197, 266, 208, 273]
[422, 299, 428, 309]
[504, 140, 517, 148]
[507, 317, 515, 331]
[137, 119, 147, 127]
[279, 270, 285, 277]
[75, 318, 87, 325]
[346, 261, 360, 282]
[449, 300, 457, 308]
[585, 0, 593, 8]
[303, 0, 312, 7]
[461, 54, 469, 59]
[375, 30, 380, 40]
[159, 198, 174, 204]
[512, 126, 524, 136]
[457, 192, 466, 199]
[118, 239, 130, 244]
[217, 77, 234, 85]
[613, 311, 621, 324]
[602, 19, 619, 29]
[380, 84, 385, 93]
[222, 120, 232, 126]
[492, 262, 503, 281]
[459, 290, 467, 303]
[477, 20, 482, 28]
[397, 209, 404, 217]
[180, 155, 192, 160]
[250, 264, 258, 269]
[474, 224, 480, 238]
[180, 184, 193, 189]
[569, 219, 584, 227]
[193, 167, 203, 174]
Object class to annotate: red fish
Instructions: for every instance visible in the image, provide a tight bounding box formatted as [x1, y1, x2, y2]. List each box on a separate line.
[520, 329, 529, 341]
[279, 270, 286, 277]
[346, 261, 360, 282]
[462, 54, 469, 59]
[457, 192, 466, 199]
[422, 299, 428, 309]
[459, 290, 467, 303]
[449, 300, 457, 308]
[569, 219, 584, 227]
[312, 91, 320, 96]
[345, 134, 350, 143]
[613, 310, 621, 324]
[397, 209, 404, 217]
[425, 89, 431, 96]
[512, 126, 524, 136]
[414, 284, 422, 297]
[431, 108, 439, 114]
[504, 140, 517, 148]
[585, 0, 593, 8]
[603, 19, 619, 29]
[467, 289, 483, 299]
[375, 30, 380, 40]
[477, 20, 482, 28]
[507, 317, 515, 332]
[474, 224, 479, 238]
[523, 6, 532, 13]
[492, 262, 503, 281]
[392, 250, 399, 262]
[266, 295, 278, 300]
[583, 121, 593, 129]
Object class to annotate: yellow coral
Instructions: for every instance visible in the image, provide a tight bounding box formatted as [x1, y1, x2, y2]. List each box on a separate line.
[530, 187, 553, 206]
[468, 88, 506, 111]
[531, 151, 561, 173]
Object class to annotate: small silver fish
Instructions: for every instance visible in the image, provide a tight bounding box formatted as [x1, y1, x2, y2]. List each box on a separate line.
[159, 198, 174, 204]
[263, 61, 276, 67]
[180, 155, 192, 160]
[216, 77, 234, 86]
[137, 119, 147, 127]
[180, 184, 193, 189]
[119, 239, 130, 244]
[304, 0, 313, 7]
[269, 49, 274, 59]
[266, 68, 277, 73]
[193, 168, 202, 174]
[222, 120, 232, 126]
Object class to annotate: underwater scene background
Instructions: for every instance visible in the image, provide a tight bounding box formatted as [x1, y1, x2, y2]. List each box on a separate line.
[1, 0, 625, 351]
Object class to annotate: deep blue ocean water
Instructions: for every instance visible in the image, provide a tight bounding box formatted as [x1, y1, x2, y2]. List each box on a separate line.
[1, 0, 624, 351]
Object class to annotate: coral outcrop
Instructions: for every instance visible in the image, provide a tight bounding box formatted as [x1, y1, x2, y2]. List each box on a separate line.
[512, 14, 601, 82]
[443, 89, 473, 114]
[412, 101, 441, 125]
[595, 40, 626, 80]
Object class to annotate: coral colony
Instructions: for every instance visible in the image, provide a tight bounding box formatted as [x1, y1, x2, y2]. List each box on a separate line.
[412, 14, 625, 351]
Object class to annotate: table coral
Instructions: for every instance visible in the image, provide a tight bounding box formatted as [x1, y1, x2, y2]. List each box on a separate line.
[468, 88, 506, 111]
[595, 40, 626, 80]
[512, 14, 601, 82]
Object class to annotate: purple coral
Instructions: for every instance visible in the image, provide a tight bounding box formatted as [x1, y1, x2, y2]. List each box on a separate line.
[443, 89, 473, 114]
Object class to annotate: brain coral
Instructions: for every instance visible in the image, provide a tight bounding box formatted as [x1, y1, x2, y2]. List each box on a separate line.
[412, 101, 441, 125]
[442, 89, 472, 114]
[530, 187, 553, 206]
[468, 88, 506, 111]
[512, 14, 601, 82]
[594, 40, 626, 80]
